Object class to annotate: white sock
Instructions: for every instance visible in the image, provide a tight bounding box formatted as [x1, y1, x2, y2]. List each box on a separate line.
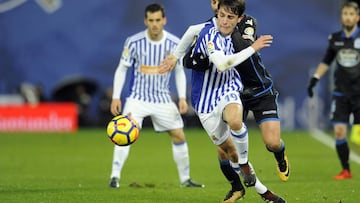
[248, 162, 268, 194]
[110, 145, 130, 179]
[254, 177, 268, 194]
[231, 123, 248, 164]
[172, 141, 190, 183]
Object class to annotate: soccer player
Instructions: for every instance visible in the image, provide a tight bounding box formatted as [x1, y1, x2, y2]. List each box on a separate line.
[159, 0, 287, 202]
[307, 1, 360, 180]
[179, 0, 277, 202]
[160, 0, 290, 184]
[108, 3, 204, 188]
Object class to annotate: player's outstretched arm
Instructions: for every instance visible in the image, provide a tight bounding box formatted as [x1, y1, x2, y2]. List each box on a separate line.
[210, 35, 273, 72]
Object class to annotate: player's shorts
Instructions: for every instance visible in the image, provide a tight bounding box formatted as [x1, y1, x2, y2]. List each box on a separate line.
[330, 95, 360, 124]
[122, 98, 184, 132]
[198, 91, 242, 145]
[241, 90, 280, 124]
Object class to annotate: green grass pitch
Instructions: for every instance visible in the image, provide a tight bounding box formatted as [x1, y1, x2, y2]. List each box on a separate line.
[1, 128, 360, 203]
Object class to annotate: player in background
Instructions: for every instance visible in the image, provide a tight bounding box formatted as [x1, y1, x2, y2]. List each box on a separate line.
[108, 3, 204, 188]
[307, 1, 360, 180]
[160, 0, 290, 184]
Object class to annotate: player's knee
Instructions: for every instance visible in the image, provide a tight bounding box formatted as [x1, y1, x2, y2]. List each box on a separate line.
[228, 119, 243, 131]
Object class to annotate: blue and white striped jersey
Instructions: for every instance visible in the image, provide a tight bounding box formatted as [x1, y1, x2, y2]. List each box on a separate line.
[120, 29, 182, 103]
[191, 18, 243, 113]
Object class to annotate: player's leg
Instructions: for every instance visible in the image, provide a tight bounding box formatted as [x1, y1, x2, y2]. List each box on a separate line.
[251, 92, 290, 181]
[218, 148, 246, 202]
[109, 145, 130, 188]
[109, 99, 146, 188]
[331, 96, 352, 180]
[222, 93, 256, 187]
[153, 102, 204, 187]
[199, 108, 244, 202]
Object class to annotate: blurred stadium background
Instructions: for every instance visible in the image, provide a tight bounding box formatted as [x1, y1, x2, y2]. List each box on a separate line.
[0, 0, 353, 130]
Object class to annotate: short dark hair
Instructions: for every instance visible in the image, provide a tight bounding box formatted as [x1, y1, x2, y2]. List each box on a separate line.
[343, 1, 360, 14]
[218, 0, 245, 17]
[145, 3, 165, 18]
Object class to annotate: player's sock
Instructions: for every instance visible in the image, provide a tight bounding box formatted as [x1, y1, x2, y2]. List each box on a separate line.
[219, 159, 244, 192]
[335, 138, 350, 170]
[172, 141, 190, 183]
[266, 139, 285, 163]
[231, 123, 248, 165]
[110, 145, 130, 179]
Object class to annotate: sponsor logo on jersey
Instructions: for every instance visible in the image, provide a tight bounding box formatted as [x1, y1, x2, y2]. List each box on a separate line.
[140, 65, 159, 74]
[336, 48, 360, 68]
[207, 41, 215, 54]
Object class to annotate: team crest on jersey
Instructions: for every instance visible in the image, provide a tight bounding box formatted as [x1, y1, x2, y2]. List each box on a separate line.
[121, 47, 129, 59]
[244, 27, 254, 36]
[354, 38, 360, 49]
[207, 41, 215, 54]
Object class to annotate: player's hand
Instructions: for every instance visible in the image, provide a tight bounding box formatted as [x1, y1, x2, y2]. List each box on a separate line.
[159, 54, 178, 74]
[110, 99, 122, 116]
[251, 35, 273, 51]
[307, 77, 319, 98]
[178, 98, 188, 115]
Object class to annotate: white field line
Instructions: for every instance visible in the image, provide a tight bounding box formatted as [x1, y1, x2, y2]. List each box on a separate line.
[309, 128, 360, 165]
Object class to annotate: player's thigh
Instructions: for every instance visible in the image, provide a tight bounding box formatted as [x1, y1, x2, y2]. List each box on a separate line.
[330, 96, 351, 123]
[122, 98, 150, 129]
[198, 109, 229, 146]
[220, 91, 243, 125]
[250, 94, 280, 124]
[151, 102, 184, 132]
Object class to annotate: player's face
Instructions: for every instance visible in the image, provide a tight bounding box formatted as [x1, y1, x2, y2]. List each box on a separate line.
[216, 6, 241, 36]
[210, 0, 219, 14]
[144, 11, 167, 40]
[341, 6, 359, 31]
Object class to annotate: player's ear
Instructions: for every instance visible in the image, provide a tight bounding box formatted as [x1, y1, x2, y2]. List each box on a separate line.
[144, 18, 148, 26]
[238, 15, 244, 23]
[163, 17, 167, 26]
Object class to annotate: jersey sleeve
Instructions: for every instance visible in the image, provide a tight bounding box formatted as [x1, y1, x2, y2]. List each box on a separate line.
[321, 34, 337, 65]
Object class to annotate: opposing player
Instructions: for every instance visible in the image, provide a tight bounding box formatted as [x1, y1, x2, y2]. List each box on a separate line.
[307, 1, 360, 180]
[108, 3, 204, 188]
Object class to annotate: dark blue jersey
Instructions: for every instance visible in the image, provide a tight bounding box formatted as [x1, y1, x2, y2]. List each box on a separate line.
[232, 14, 275, 99]
[322, 27, 360, 96]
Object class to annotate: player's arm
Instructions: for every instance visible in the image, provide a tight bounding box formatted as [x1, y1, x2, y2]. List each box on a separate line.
[307, 34, 335, 97]
[210, 35, 273, 72]
[174, 63, 188, 114]
[159, 23, 205, 74]
[111, 60, 127, 116]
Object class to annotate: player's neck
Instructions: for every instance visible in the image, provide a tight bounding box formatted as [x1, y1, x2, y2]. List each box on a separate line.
[147, 31, 164, 41]
[343, 25, 357, 37]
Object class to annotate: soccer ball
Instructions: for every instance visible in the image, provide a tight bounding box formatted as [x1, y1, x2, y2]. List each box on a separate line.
[106, 115, 139, 146]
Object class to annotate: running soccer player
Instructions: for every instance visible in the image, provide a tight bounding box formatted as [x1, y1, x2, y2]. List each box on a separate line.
[179, 0, 276, 202]
[108, 3, 204, 189]
[160, 0, 290, 184]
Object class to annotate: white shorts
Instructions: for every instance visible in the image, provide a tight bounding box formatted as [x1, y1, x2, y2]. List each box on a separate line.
[198, 91, 242, 145]
[122, 98, 184, 132]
